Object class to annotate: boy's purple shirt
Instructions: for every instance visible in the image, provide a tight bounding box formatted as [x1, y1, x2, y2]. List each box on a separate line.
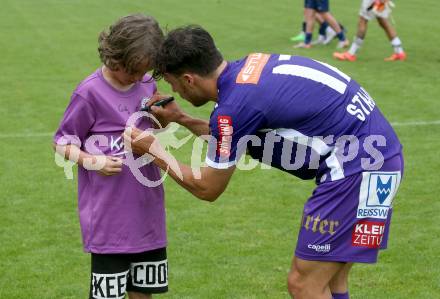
[54, 69, 166, 253]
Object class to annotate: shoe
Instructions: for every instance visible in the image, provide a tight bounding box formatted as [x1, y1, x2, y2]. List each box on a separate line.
[290, 32, 305, 42]
[336, 39, 350, 49]
[294, 42, 312, 49]
[311, 36, 325, 45]
[384, 52, 407, 61]
[333, 51, 357, 62]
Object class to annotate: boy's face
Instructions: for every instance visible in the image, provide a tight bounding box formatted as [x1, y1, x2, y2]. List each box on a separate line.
[113, 59, 151, 85]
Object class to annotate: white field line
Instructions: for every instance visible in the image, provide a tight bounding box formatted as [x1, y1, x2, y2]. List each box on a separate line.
[0, 132, 54, 138]
[390, 120, 440, 127]
[0, 120, 439, 139]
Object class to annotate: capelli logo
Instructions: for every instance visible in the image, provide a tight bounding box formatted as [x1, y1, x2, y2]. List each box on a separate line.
[307, 244, 331, 253]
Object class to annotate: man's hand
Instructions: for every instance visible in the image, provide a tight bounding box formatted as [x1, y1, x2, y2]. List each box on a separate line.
[96, 156, 123, 176]
[148, 93, 185, 128]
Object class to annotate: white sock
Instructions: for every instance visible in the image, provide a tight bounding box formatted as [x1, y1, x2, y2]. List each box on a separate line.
[348, 37, 363, 55]
[326, 26, 336, 36]
[391, 37, 404, 54]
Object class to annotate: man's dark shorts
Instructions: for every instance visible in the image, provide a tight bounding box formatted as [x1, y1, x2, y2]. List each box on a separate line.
[304, 0, 330, 12]
[295, 153, 403, 263]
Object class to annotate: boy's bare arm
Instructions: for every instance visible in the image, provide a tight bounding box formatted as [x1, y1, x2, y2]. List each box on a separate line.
[52, 143, 122, 176]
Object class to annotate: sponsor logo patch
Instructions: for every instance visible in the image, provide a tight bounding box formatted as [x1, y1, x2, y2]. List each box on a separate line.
[308, 243, 331, 253]
[351, 220, 385, 248]
[217, 116, 233, 157]
[301, 214, 340, 236]
[140, 97, 151, 110]
[356, 172, 400, 219]
[236, 53, 270, 84]
[376, 175, 392, 204]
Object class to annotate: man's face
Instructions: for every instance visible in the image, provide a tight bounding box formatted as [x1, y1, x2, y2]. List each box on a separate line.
[164, 73, 210, 107]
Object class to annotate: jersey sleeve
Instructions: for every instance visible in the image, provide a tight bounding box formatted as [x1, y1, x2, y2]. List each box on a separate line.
[53, 93, 96, 148]
[205, 104, 266, 169]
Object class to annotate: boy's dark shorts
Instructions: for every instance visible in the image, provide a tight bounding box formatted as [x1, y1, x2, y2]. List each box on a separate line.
[89, 247, 168, 299]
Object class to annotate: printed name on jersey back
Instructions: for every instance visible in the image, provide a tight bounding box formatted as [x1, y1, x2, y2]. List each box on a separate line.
[346, 87, 376, 121]
[236, 53, 270, 84]
[217, 116, 233, 157]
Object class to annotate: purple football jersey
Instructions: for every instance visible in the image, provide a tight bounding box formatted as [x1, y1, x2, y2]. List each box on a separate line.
[54, 68, 166, 253]
[206, 53, 402, 184]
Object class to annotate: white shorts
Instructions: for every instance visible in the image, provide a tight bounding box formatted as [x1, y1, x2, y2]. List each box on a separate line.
[359, 0, 392, 20]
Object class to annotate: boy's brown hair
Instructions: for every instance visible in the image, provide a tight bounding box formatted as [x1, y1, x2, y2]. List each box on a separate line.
[98, 14, 164, 74]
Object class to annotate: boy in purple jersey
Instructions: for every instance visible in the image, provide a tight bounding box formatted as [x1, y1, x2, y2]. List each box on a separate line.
[124, 25, 403, 299]
[53, 15, 168, 299]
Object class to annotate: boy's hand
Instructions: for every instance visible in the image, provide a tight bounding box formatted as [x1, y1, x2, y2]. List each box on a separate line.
[96, 156, 123, 176]
[123, 127, 158, 156]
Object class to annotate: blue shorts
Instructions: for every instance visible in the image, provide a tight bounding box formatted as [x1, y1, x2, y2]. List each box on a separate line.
[304, 0, 329, 12]
[295, 153, 404, 264]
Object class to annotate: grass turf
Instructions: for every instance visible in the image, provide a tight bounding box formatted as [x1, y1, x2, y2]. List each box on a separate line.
[1, 0, 439, 298]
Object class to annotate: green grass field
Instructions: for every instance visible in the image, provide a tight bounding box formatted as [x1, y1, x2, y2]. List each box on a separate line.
[1, 0, 440, 298]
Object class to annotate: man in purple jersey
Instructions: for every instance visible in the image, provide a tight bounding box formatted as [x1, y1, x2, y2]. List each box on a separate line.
[53, 15, 168, 299]
[125, 25, 403, 299]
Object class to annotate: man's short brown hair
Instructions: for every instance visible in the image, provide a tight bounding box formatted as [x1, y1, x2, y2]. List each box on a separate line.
[153, 25, 223, 79]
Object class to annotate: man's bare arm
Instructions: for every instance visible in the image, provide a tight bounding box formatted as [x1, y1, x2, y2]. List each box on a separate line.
[124, 127, 234, 201]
